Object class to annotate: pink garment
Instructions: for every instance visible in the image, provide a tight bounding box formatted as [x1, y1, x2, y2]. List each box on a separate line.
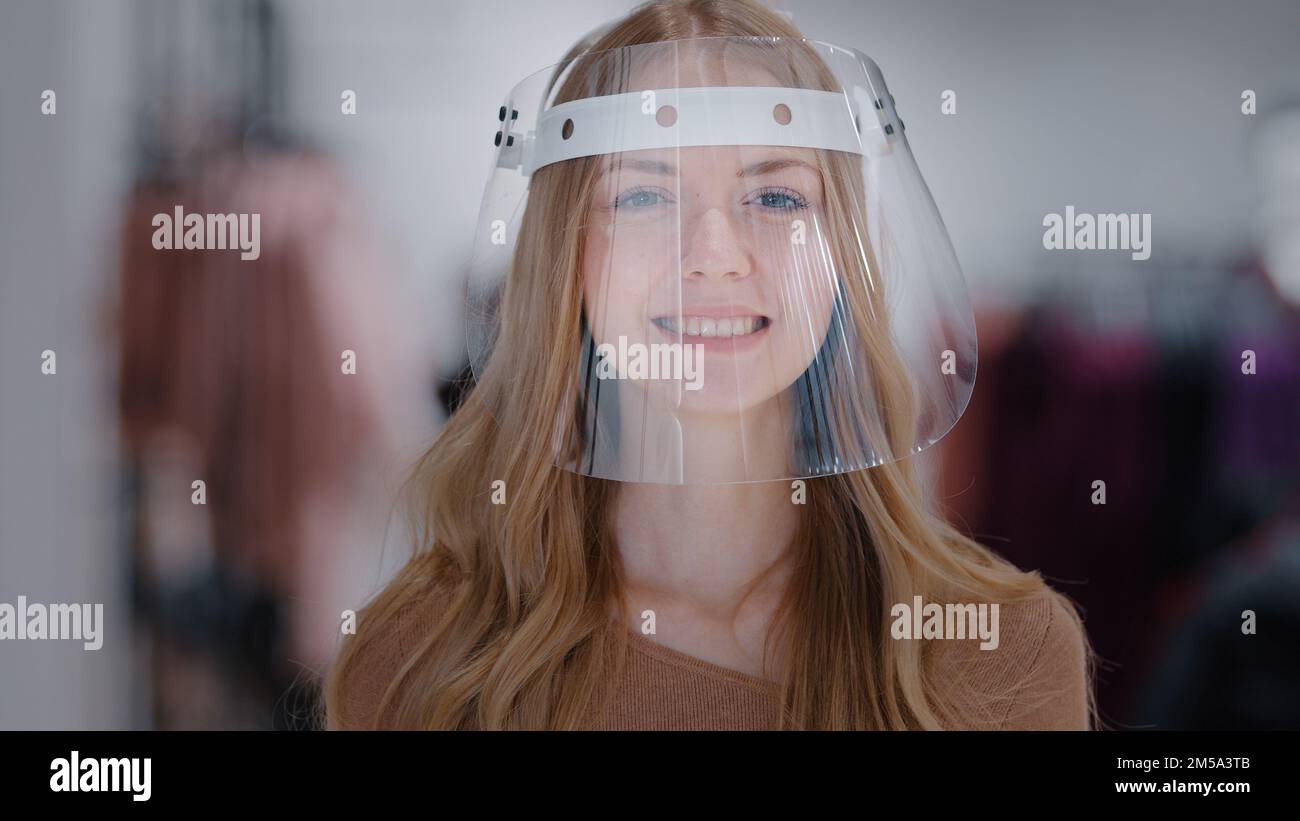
[117, 149, 415, 594]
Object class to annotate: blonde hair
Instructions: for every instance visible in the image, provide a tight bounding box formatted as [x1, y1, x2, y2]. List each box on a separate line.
[326, 0, 1096, 730]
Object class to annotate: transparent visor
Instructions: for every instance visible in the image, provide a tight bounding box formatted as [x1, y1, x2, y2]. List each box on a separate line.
[467, 36, 976, 484]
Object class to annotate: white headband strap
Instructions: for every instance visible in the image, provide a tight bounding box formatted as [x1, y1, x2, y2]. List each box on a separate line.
[501, 86, 877, 176]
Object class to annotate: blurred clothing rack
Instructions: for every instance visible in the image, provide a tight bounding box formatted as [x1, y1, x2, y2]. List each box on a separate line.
[114, 0, 410, 729]
[940, 255, 1300, 726]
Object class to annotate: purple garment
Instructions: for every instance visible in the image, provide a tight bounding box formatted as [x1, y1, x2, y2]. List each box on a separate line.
[973, 313, 1159, 725]
[1217, 326, 1300, 485]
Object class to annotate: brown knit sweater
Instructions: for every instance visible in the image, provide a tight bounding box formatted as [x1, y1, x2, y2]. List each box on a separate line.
[331, 590, 1090, 730]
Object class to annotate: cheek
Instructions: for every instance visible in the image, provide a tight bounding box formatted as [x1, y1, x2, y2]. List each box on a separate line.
[809, 278, 837, 339]
[581, 232, 611, 338]
[582, 229, 660, 338]
[795, 282, 838, 369]
[776, 259, 836, 350]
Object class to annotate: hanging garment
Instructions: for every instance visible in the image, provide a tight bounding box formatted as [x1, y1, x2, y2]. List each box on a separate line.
[116, 148, 419, 605]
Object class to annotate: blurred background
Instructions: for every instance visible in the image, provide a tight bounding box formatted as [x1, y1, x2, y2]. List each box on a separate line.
[0, 0, 1297, 730]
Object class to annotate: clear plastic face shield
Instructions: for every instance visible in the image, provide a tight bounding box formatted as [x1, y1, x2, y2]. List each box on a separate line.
[468, 37, 976, 484]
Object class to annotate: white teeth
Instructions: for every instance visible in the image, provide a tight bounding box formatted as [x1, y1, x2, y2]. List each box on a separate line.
[654, 316, 765, 338]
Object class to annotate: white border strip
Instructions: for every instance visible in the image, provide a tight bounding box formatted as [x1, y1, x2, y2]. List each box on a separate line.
[520, 86, 872, 176]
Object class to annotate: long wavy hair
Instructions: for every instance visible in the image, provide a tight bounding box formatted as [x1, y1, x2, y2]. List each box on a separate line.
[325, 0, 1096, 730]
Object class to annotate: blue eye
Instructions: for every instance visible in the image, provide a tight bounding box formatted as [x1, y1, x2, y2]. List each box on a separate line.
[751, 187, 809, 210]
[615, 187, 668, 209]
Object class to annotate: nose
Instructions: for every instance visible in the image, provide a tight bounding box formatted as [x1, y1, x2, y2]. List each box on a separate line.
[682, 207, 752, 281]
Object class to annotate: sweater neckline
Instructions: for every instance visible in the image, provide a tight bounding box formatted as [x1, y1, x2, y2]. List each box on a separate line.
[619, 623, 782, 691]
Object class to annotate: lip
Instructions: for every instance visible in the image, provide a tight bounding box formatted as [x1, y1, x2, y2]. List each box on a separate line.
[648, 309, 772, 352]
[650, 305, 768, 320]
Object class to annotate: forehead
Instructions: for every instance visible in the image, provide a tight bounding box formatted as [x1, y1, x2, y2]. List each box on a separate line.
[623, 41, 789, 92]
[595, 144, 821, 178]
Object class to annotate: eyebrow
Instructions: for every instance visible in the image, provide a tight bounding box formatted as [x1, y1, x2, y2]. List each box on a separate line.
[736, 158, 820, 178]
[598, 156, 820, 178]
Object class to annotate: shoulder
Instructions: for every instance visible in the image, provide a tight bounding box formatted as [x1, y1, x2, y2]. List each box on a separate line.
[327, 581, 452, 730]
[933, 591, 1092, 730]
[999, 592, 1091, 730]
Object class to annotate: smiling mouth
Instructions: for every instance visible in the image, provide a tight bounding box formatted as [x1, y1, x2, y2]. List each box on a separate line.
[650, 315, 771, 338]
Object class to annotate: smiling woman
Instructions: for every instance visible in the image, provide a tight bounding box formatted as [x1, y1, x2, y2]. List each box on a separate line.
[326, 0, 1095, 731]
[582, 144, 834, 417]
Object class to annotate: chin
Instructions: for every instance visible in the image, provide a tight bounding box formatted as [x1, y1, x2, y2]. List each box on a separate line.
[672, 382, 782, 417]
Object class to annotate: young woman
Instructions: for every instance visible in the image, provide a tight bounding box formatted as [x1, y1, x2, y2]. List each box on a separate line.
[327, 0, 1095, 730]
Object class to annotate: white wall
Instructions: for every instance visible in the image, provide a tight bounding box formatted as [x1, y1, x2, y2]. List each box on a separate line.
[0, 0, 133, 730]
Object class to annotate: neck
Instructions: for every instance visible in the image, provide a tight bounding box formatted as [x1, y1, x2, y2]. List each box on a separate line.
[611, 479, 801, 618]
